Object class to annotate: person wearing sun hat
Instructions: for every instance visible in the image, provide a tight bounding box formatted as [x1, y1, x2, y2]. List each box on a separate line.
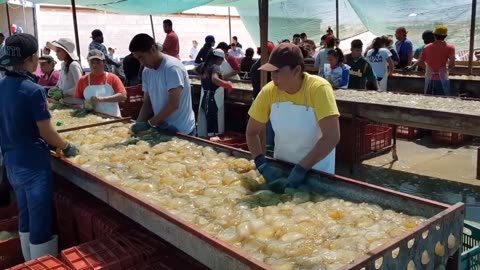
[0, 33, 78, 262]
[74, 49, 127, 117]
[47, 38, 83, 97]
[246, 43, 340, 193]
[416, 25, 455, 96]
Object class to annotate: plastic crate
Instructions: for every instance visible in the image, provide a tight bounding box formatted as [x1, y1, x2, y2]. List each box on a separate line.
[0, 217, 23, 269]
[432, 131, 470, 146]
[72, 201, 108, 244]
[62, 230, 163, 270]
[54, 190, 79, 249]
[396, 125, 426, 140]
[119, 85, 143, 120]
[336, 118, 393, 163]
[361, 124, 393, 155]
[462, 222, 480, 270]
[7, 255, 71, 270]
[91, 210, 135, 240]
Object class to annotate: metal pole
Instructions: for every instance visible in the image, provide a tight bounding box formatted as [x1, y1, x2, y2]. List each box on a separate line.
[468, 0, 477, 75]
[150, 15, 156, 41]
[6, 2, 12, 36]
[228, 7, 232, 42]
[335, 0, 339, 38]
[32, 4, 38, 39]
[70, 0, 81, 63]
[259, 0, 269, 88]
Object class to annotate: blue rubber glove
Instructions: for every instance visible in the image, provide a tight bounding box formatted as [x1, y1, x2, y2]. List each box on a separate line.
[254, 155, 284, 184]
[62, 143, 79, 157]
[287, 164, 309, 188]
[131, 122, 150, 134]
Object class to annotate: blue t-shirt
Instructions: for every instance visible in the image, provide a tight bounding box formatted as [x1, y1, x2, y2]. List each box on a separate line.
[0, 73, 51, 169]
[395, 39, 413, 68]
[142, 55, 196, 134]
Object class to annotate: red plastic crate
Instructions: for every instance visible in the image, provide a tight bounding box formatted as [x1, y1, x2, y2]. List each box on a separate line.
[336, 118, 393, 163]
[431, 131, 470, 146]
[396, 125, 425, 140]
[72, 202, 109, 244]
[54, 190, 80, 249]
[62, 231, 164, 270]
[119, 85, 144, 120]
[7, 255, 71, 270]
[91, 211, 135, 240]
[0, 217, 23, 269]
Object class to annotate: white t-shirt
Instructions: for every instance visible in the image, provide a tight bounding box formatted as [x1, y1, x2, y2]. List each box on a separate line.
[58, 61, 83, 96]
[142, 55, 196, 134]
[315, 48, 331, 77]
[366, 48, 392, 79]
[228, 48, 244, 58]
[189, 47, 198, 60]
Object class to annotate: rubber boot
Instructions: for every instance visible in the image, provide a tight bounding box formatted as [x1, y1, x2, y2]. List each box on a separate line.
[30, 235, 58, 259]
[19, 232, 31, 261]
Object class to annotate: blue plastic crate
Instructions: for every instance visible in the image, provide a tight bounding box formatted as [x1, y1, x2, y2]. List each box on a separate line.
[461, 222, 480, 270]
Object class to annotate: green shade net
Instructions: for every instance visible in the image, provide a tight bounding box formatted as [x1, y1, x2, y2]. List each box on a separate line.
[2, 0, 479, 50]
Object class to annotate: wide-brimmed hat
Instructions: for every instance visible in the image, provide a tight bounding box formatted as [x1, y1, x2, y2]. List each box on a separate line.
[47, 38, 79, 61]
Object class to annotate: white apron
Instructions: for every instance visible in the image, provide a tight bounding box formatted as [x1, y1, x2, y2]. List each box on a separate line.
[220, 59, 240, 80]
[424, 65, 449, 96]
[83, 73, 121, 117]
[269, 88, 336, 174]
[197, 87, 225, 137]
[379, 71, 388, 91]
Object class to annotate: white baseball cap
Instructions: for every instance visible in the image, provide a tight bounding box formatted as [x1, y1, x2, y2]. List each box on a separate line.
[212, 48, 225, 59]
[47, 38, 79, 61]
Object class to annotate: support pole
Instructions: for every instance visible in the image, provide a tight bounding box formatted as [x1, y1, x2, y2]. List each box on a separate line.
[150, 15, 156, 41]
[468, 0, 477, 75]
[228, 7, 232, 42]
[259, 0, 269, 88]
[6, 2, 12, 36]
[70, 0, 81, 63]
[32, 4, 38, 39]
[335, 0, 339, 38]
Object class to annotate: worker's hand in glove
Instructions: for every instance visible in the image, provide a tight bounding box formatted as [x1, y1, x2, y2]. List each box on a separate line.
[62, 143, 79, 157]
[254, 155, 284, 184]
[287, 164, 309, 188]
[131, 122, 150, 134]
[220, 81, 233, 93]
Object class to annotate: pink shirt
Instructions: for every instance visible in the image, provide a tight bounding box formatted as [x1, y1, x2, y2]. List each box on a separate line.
[163, 31, 180, 59]
[38, 70, 60, 87]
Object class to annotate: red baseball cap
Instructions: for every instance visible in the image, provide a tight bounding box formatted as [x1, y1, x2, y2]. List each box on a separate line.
[267, 41, 275, 54]
[259, 43, 304, 72]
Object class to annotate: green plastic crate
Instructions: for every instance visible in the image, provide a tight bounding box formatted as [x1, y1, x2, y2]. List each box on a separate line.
[461, 222, 480, 270]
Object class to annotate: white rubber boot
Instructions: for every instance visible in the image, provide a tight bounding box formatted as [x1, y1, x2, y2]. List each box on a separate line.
[30, 235, 58, 259]
[19, 232, 31, 261]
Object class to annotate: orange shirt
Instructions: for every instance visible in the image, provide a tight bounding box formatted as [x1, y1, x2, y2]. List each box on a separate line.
[420, 41, 455, 73]
[74, 72, 126, 98]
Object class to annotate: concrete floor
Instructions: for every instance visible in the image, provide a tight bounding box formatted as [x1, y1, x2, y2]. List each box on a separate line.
[335, 135, 480, 222]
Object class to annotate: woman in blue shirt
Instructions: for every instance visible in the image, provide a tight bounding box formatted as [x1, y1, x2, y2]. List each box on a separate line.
[0, 34, 78, 261]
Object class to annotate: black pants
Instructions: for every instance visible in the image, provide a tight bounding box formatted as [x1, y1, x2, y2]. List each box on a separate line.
[200, 90, 218, 135]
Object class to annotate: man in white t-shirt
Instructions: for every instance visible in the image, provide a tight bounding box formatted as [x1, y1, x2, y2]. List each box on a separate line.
[128, 33, 196, 135]
[189, 40, 198, 60]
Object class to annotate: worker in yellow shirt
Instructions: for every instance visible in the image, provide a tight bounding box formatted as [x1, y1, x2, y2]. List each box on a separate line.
[246, 43, 340, 192]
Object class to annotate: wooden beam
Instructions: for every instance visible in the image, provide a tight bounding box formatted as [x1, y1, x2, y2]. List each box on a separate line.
[335, 0, 339, 38]
[6, 3, 12, 36]
[468, 0, 477, 75]
[150, 15, 156, 41]
[71, 0, 81, 63]
[259, 0, 269, 88]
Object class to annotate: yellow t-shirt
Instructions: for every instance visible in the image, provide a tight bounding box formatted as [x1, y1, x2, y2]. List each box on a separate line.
[248, 73, 340, 124]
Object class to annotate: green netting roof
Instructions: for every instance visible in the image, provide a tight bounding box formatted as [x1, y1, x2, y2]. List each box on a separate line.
[2, 0, 479, 50]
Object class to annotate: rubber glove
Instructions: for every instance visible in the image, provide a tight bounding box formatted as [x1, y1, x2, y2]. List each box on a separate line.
[254, 155, 284, 184]
[287, 164, 309, 188]
[62, 143, 79, 157]
[131, 122, 150, 134]
[220, 81, 233, 93]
